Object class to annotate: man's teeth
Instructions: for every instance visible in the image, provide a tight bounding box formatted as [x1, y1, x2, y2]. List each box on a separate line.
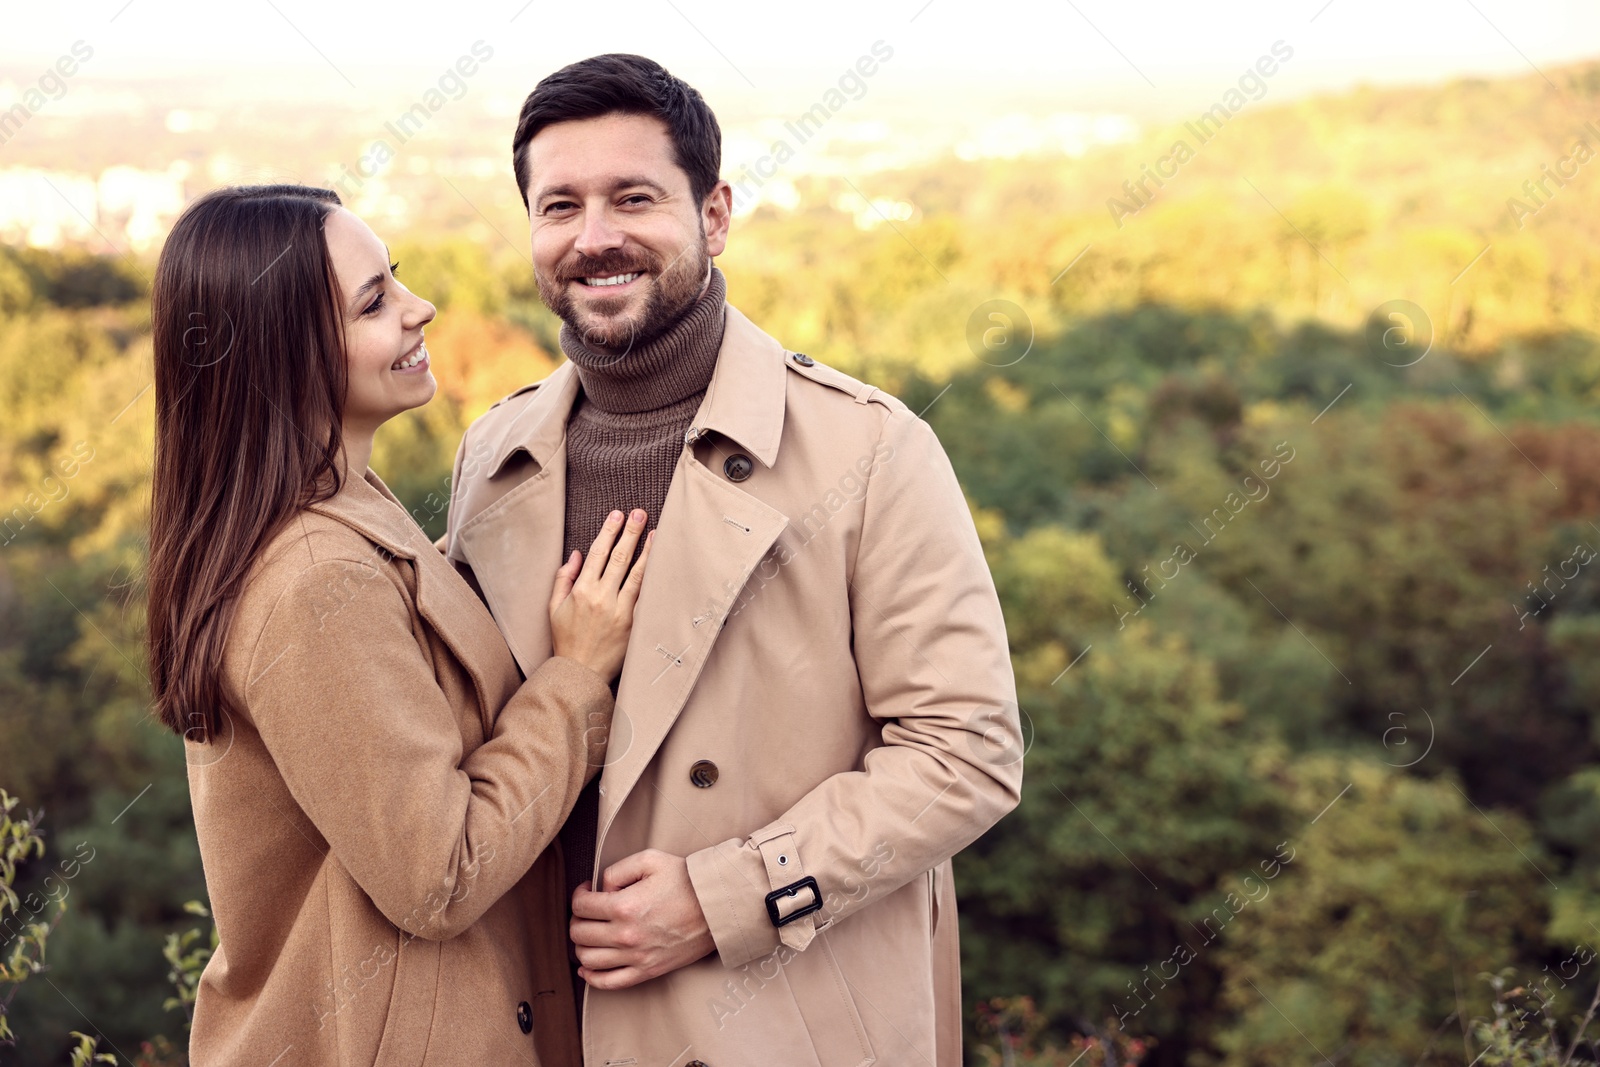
[582, 272, 641, 287]
[392, 344, 427, 370]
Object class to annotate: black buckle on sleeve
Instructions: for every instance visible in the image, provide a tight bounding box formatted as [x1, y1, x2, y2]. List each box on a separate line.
[764, 876, 823, 928]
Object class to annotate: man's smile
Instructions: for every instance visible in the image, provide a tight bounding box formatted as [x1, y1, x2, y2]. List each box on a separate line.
[579, 271, 643, 288]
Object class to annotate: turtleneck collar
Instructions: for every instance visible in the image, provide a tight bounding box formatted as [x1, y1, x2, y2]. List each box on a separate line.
[558, 266, 727, 415]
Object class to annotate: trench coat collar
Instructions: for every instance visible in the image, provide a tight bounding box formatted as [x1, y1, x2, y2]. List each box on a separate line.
[691, 303, 788, 469]
[483, 303, 789, 479]
[307, 466, 507, 740]
[304, 467, 431, 561]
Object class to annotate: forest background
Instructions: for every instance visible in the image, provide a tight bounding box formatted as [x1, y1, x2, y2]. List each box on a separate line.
[8, 7, 1600, 1065]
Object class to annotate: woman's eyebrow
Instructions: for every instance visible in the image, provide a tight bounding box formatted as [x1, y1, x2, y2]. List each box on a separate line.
[347, 272, 384, 315]
[346, 248, 393, 314]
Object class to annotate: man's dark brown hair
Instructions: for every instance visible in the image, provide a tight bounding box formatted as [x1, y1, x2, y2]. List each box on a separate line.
[511, 53, 722, 210]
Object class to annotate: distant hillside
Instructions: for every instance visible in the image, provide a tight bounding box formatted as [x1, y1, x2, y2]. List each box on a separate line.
[7, 56, 1600, 379]
[727, 58, 1600, 376]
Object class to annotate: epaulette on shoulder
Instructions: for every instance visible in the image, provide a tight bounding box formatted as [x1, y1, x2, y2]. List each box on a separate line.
[782, 351, 903, 412]
[486, 379, 544, 413]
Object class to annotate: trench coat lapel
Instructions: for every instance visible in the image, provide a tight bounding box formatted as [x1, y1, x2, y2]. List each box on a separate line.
[595, 305, 792, 836]
[594, 456, 787, 830]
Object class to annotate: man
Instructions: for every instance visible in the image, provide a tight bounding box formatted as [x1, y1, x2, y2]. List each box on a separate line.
[443, 53, 1022, 1066]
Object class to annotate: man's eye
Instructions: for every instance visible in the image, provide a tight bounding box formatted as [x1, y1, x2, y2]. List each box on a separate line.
[543, 201, 576, 214]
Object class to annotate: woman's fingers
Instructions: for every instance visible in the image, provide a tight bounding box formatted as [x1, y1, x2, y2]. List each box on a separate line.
[600, 509, 648, 591]
[619, 530, 654, 609]
[549, 550, 581, 615]
[579, 511, 626, 587]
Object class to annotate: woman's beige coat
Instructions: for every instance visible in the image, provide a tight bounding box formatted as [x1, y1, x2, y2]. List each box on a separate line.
[445, 306, 1023, 1067]
[185, 468, 607, 1067]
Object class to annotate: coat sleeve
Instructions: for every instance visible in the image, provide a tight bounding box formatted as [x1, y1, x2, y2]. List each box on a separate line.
[240, 556, 611, 941]
[685, 405, 1024, 967]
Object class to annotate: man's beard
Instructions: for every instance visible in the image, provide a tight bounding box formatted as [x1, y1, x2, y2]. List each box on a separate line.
[537, 235, 711, 354]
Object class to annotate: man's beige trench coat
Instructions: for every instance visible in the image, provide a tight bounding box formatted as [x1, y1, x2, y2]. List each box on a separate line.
[445, 304, 1024, 1067]
[187, 468, 608, 1067]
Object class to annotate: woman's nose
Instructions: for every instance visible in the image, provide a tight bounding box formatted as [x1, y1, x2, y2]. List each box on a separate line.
[408, 292, 437, 328]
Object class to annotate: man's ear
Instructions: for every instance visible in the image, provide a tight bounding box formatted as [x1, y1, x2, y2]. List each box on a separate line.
[703, 180, 733, 257]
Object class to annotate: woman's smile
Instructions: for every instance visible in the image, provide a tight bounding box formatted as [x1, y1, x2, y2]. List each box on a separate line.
[391, 337, 430, 373]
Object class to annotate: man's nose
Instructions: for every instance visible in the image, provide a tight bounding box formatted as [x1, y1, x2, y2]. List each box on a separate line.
[574, 205, 626, 258]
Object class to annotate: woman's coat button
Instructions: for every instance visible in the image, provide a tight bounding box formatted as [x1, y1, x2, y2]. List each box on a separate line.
[690, 760, 719, 788]
[516, 1001, 533, 1034]
[723, 454, 754, 482]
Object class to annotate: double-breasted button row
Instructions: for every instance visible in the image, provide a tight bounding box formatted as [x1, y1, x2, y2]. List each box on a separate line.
[690, 760, 719, 788]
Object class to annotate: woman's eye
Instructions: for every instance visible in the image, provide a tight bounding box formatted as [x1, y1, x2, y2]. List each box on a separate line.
[362, 292, 385, 316]
[389, 261, 400, 276]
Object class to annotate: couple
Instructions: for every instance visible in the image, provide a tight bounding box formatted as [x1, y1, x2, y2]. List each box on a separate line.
[147, 54, 1022, 1067]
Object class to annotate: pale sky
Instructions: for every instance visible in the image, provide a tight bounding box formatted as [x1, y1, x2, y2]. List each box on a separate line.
[3, 0, 1599, 120]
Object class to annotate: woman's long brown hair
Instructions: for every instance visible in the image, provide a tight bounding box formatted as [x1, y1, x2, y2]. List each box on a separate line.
[147, 185, 347, 742]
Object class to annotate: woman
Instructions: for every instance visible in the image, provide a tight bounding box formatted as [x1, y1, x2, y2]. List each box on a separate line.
[145, 184, 645, 1066]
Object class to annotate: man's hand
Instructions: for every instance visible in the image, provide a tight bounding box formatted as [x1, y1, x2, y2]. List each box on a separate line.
[571, 848, 716, 990]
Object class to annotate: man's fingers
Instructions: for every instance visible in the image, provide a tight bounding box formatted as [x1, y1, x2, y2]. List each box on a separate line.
[549, 550, 581, 615]
[601, 849, 659, 891]
[569, 916, 622, 946]
[601, 509, 648, 591]
[571, 888, 619, 922]
[619, 529, 654, 608]
[580, 511, 626, 586]
[574, 945, 632, 970]
[580, 965, 648, 991]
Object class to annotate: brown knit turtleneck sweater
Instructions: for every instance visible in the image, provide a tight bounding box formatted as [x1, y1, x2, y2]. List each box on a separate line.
[555, 265, 726, 1009]
[559, 266, 726, 575]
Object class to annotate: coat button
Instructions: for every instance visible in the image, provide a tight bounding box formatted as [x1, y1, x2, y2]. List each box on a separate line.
[687, 1061, 710, 1067]
[792, 352, 815, 366]
[723, 454, 753, 482]
[516, 1001, 532, 1034]
[690, 760, 719, 788]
